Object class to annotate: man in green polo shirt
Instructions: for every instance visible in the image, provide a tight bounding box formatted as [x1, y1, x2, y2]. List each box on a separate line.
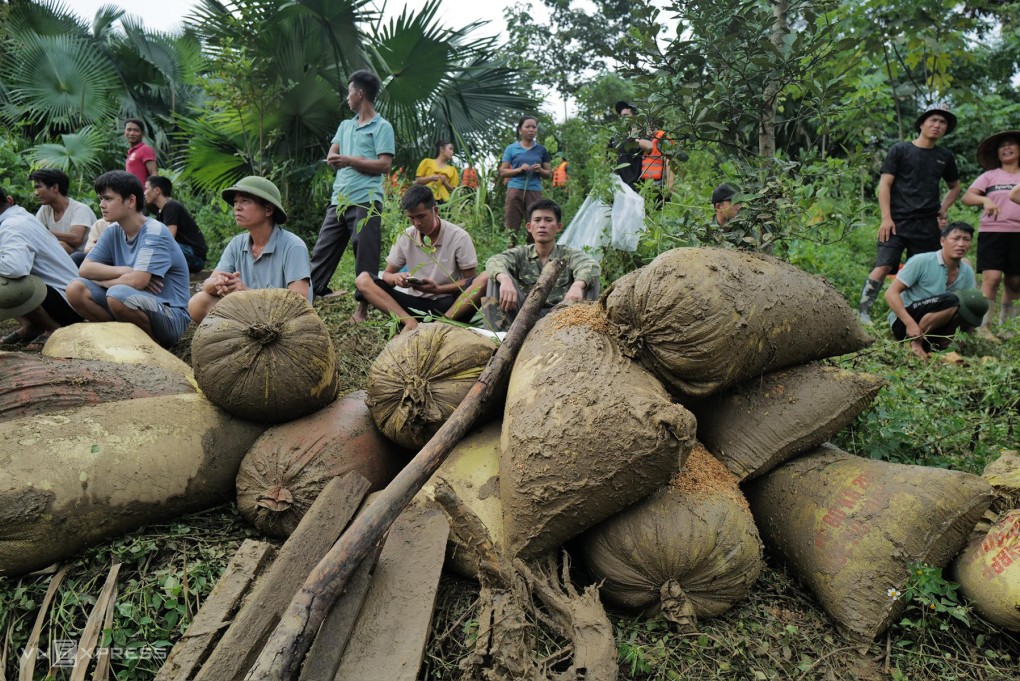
[188, 176, 311, 324]
[477, 199, 600, 330]
[310, 70, 395, 313]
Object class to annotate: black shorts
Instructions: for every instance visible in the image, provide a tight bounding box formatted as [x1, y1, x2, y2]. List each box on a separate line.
[890, 292, 963, 341]
[874, 217, 941, 269]
[355, 274, 474, 319]
[41, 286, 84, 327]
[976, 231, 1020, 275]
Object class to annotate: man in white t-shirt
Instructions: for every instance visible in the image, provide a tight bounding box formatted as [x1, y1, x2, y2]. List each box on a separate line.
[30, 168, 96, 256]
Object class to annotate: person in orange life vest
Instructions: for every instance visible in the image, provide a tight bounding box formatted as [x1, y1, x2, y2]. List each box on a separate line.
[552, 160, 569, 188]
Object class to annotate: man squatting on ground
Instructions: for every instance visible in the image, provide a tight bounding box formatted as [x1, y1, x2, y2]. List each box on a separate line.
[884, 221, 987, 359]
[189, 176, 310, 325]
[30, 168, 96, 257]
[67, 171, 192, 349]
[476, 199, 600, 330]
[354, 185, 482, 331]
[309, 69, 394, 320]
[0, 185, 82, 346]
[859, 105, 961, 324]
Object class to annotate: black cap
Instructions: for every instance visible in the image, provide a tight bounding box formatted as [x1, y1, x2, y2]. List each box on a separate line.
[711, 183, 737, 205]
[915, 104, 957, 135]
[615, 100, 636, 115]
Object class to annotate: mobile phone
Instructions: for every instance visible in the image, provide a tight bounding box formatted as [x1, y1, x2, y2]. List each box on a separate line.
[406, 277, 424, 285]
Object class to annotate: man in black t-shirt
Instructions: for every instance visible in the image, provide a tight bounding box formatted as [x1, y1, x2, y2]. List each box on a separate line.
[858, 105, 961, 323]
[144, 176, 208, 273]
[610, 101, 652, 190]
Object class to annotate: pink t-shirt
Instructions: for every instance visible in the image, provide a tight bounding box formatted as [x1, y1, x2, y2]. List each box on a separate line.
[968, 168, 1020, 233]
[125, 142, 157, 185]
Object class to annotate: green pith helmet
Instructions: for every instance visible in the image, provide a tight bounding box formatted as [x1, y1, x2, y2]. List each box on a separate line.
[954, 288, 989, 327]
[0, 275, 46, 320]
[221, 176, 288, 224]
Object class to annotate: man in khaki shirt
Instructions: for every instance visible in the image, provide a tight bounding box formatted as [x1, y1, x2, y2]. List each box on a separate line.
[354, 186, 483, 330]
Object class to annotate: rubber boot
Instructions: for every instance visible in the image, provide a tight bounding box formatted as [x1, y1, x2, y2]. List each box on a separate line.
[858, 278, 882, 324]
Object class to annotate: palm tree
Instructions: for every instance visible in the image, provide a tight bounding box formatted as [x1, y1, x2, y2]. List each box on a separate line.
[0, 1, 203, 153]
[179, 0, 538, 193]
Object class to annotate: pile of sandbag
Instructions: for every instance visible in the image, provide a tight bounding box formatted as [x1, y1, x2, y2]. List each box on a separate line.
[1, 324, 266, 576]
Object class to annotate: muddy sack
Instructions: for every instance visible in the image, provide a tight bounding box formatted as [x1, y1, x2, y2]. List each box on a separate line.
[952, 509, 1020, 631]
[983, 450, 1020, 513]
[501, 304, 697, 559]
[691, 364, 884, 480]
[600, 248, 872, 398]
[192, 289, 339, 423]
[580, 443, 762, 630]
[421, 421, 506, 578]
[236, 391, 407, 537]
[367, 323, 497, 450]
[746, 444, 993, 639]
[0, 393, 266, 576]
[0, 352, 194, 422]
[42, 321, 193, 379]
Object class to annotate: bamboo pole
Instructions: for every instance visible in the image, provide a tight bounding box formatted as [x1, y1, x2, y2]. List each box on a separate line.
[246, 258, 567, 680]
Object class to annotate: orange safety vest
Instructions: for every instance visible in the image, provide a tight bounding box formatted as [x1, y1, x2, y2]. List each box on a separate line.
[462, 166, 479, 188]
[640, 130, 667, 181]
[552, 161, 569, 187]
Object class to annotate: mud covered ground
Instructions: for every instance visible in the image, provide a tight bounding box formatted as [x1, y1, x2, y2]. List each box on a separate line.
[1, 295, 1019, 679]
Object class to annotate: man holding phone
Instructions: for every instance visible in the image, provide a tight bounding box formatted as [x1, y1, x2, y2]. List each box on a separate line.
[353, 185, 483, 330]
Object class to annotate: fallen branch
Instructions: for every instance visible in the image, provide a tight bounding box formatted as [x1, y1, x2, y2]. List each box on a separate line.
[246, 258, 567, 681]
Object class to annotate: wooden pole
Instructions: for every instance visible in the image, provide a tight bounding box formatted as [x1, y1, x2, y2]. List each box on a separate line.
[246, 258, 567, 681]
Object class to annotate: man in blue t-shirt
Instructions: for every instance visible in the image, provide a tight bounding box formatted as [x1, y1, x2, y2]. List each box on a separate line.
[310, 69, 395, 315]
[67, 171, 191, 348]
[885, 221, 986, 359]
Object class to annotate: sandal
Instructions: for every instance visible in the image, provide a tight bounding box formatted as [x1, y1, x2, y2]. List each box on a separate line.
[1, 330, 37, 346]
[25, 332, 52, 351]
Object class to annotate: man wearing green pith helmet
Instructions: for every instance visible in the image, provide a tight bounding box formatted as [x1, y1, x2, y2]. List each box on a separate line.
[188, 176, 311, 325]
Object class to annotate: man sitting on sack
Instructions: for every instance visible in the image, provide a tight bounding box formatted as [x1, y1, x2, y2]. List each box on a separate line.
[67, 171, 191, 349]
[0, 185, 82, 346]
[885, 220, 987, 359]
[474, 199, 600, 330]
[189, 176, 311, 324]
[353, 185, 482, 331]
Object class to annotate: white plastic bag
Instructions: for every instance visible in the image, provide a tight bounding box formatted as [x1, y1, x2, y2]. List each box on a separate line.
[559, 176, 645, 257]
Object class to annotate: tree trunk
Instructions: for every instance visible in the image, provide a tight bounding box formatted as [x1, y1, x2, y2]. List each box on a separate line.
[759, 0, 789, 159]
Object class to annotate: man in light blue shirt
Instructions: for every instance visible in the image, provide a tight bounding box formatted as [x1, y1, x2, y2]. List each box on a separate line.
[310, 69, 395, 315]
[0, 185, 83, 345]
[67, 171, 191, 348]
[885, 221, 986, 359]
[189, 176, 310, 324]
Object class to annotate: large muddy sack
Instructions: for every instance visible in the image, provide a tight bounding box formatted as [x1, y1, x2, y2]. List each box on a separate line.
[236, 391, 407, 537]
[0, 352, 194, 422]
[600, 248, 872, 398]
[367, 324, 497, 450]
[192, 289, 339, 423]
[421, 421, 505, 578]
[580, 443, 762, 630]
[983, 450, 1020, 512]
[952, 509, 1020, 631]
[501, 304, 697, 559]
[42, 321, 193, 379]
[0, 393, 266, 576]
[746, 444, 993, 639]
[691, 363, 884, 480]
